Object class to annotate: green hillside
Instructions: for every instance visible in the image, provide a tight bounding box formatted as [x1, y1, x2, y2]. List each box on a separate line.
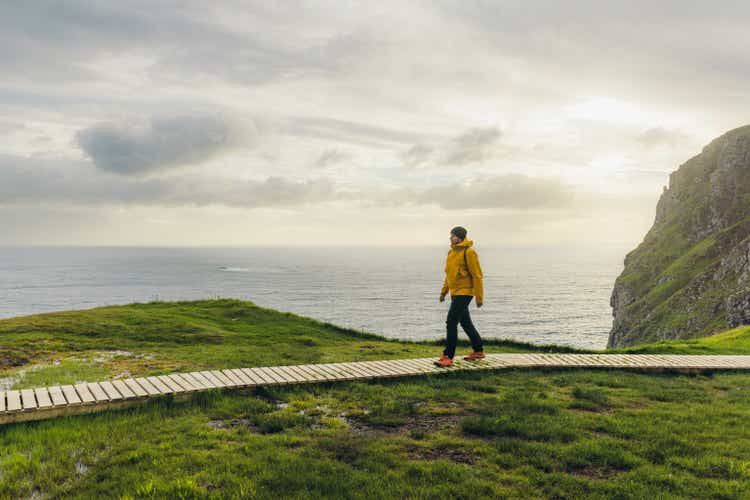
[1, 300, 749, 498]
[609, 125, 750, 347]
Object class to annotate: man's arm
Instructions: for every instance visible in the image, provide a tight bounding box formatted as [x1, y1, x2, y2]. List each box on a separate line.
[440, 276, 449, 300]
[467, 249, 483, 306]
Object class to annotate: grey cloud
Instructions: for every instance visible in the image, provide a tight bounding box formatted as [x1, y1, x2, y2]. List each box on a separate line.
[438, 127, 502, 166]
[1, 2, 375, 87]
[438, 1, 750, 101]
[401, 144, 434, 168]
[401, 127, 502, 168]
[0, 155, 334, 208]
[156, 31, 375, 86]
[0, 154, 574, 211]
[312, 149, 352, 168]
[284, 117, 439, 150]
[76, 114, 247, 175]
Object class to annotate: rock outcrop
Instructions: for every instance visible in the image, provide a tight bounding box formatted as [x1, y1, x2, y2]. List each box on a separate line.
[608, 125, 750, 347]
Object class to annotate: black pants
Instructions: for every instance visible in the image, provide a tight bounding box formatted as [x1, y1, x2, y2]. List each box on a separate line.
[444, 295, 483, 359]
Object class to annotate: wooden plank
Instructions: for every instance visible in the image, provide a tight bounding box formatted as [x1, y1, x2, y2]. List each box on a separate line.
[189, 372, 216, 389]
[295, 364, 330, 381]
[111, 380, 136, 400]
[245, 367, 274, 384]
[209, 370, 236, 387]
[260, 365, 289, 383]
[219, 370, 245, 387]
[21, 389, 37, 410]
[47, 386, 67, 407]
[87, 383, 109, 402]
[181, 373, 209, 390]
[227, 369, 255, 387]
[393, 359, 432, 373]
[133, 377, 160, 396]
[34, 388, 52, 409]
[370, 360, 404, 376]
[0, 392, 5, 412]
[123, 379, 148, 398]
[74, 383, 96, 404]
[98, 381, 122, 401]
[265, 366, 301, 383]
[355, 361, 391, 377]
[256, 366, 286, 384]
[199, 371, 226, 388]
[316, 363, 354, 380]
[169, 374, 197, 392]
[374, 360, 411, 375]
[329, 362, 364, 379]
[156, 375, 184, 393]
[282, 365, 322, 383]
[392, 359, 428, 374]
[6, 391, 21, 412]
[402, 358, 441, 371]
[311, 364, 348, 380]
[272, 365, 307, 383]
[265, 366, 298, 384]
[146, 376, 173, 394]
[341, 362, 378, 378]
[343, 362, 380, 378]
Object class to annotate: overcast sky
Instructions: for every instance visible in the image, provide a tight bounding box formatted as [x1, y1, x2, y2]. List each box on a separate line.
[1, 1, 748, 247]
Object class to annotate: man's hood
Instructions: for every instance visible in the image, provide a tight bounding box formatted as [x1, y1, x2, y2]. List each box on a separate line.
[451, 239, 473, 250]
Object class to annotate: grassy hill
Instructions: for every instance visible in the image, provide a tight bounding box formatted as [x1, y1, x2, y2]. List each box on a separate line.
[1, 300, 749, 498]
[608, 125, 750, 348]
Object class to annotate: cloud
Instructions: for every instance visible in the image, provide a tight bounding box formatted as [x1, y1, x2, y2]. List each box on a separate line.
[284, 116, 437, 150]
[635, 127, 692, 149]
[368, 174, 575, 210]
[0, 155, 334, 208]
[401, 144, 434, 168]
[401, 126, 502, 168]
[438, 127, 502, 166]
[312, 149, 352, 168]
[76, 114, 248, 175]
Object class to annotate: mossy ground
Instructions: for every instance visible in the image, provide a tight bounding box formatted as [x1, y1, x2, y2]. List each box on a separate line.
[1, 300, 749, 498]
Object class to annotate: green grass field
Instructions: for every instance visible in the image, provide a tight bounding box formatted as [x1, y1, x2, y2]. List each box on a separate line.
[1, 299, 749, 498]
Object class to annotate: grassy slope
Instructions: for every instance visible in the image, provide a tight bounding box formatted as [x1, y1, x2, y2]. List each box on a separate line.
[1, 300, 749, 498]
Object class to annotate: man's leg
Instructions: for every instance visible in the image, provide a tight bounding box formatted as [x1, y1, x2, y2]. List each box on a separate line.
[458, 300, 483, 353]
[443, 296, 466, 359]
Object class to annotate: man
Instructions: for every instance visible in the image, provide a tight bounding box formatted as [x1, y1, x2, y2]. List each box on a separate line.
[435, 226, 485, 367]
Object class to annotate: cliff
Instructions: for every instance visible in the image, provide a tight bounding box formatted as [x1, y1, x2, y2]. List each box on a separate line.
[608, 125, 750, 347]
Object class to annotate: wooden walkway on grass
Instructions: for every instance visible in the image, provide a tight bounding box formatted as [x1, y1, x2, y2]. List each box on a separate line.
[2, 353, 750, 425]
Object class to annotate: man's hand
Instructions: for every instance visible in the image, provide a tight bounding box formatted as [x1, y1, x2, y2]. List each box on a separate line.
[439, 293, 446, 302]
[476, 301, 483, 308]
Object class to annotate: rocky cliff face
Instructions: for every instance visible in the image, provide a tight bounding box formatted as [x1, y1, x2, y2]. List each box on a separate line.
[608, 125, 750, 348]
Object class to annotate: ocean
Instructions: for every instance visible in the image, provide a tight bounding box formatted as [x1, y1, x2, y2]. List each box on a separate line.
[0, 245, 629, 350]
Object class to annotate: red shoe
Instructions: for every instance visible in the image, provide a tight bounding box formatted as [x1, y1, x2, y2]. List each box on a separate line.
[463, 351, 486, 361]
[434, 355, 453, 367]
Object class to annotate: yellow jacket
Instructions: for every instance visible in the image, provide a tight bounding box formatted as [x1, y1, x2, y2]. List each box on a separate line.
[440, 238, 484, 304]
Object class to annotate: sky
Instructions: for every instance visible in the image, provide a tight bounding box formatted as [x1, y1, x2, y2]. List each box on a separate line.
[1, 1, 749, 247]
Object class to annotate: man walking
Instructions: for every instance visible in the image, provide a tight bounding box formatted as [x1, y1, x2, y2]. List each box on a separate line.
[435, 226, 485, 367]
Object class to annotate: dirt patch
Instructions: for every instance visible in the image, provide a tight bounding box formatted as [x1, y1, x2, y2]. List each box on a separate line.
[0, 348, 31, 369]
[344, 412, 464, 437]
[404, 444, 477, 464]
[568, 465, 622, 480]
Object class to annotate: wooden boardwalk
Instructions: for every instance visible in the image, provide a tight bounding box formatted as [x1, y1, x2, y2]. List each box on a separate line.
[2, 353, 750, 425]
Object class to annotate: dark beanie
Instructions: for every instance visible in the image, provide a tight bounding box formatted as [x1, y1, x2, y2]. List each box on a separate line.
[450, 226, 467, 240]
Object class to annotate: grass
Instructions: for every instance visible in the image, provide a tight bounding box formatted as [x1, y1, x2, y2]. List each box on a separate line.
[1, 299, 750, 498]
[0, 299, 583, 390]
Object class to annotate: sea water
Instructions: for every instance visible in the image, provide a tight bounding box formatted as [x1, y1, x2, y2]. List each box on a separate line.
[0, 245, 628, 349]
